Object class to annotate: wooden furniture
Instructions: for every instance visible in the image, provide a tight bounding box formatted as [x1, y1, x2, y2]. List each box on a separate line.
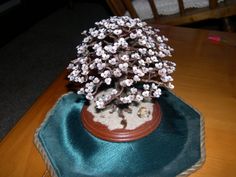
[0, 26, 236, 177]
[107, 0, 236, 31]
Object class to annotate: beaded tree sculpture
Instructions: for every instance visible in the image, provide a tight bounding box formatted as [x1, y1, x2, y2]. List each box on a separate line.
[67, 16, 176, 136]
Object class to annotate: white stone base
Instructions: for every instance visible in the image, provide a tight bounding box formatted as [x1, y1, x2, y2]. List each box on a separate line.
[87, 92, 154, 130]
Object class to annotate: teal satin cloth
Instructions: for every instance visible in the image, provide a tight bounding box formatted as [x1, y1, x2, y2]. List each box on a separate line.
[36, 89, 202, 177]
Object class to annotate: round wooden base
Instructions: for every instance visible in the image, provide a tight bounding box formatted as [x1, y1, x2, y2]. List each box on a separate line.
[81, 103, 162, 142]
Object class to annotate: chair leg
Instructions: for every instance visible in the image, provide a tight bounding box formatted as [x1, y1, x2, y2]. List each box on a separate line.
[222, 17, 234, 32]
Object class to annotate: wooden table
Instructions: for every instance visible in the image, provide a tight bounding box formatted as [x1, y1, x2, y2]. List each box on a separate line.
[0, 25, 236, 177]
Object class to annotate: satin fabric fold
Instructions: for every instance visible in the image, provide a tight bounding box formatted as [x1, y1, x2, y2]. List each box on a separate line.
[37, 89, 201, 177]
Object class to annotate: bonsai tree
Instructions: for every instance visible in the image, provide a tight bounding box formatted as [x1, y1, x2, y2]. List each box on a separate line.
[67, 16, 176, 117]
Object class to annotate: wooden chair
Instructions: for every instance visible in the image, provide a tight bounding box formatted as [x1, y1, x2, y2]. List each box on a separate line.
[106, 0, 236, 31]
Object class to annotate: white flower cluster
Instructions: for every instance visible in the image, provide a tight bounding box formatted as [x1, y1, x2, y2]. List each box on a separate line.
[119, 83, 162, 104]
[67, 16, 176, 109]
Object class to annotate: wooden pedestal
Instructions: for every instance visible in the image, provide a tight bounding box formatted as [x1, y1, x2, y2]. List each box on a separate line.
[81, 103, 162, 142]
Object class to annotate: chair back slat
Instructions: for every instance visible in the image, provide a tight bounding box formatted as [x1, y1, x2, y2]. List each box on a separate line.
[209, 0, 218, 9]
[177, 0, 185, 15]
[122, 0, 139, 18]
[106, 0, 127, 16]
[148, 0, 159, 19]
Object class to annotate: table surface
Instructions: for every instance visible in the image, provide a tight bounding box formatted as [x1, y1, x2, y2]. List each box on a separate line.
[0, 25, 236, 177]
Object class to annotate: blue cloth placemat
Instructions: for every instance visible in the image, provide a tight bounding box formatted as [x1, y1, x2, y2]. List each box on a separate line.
[34, 89, 205, 177]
